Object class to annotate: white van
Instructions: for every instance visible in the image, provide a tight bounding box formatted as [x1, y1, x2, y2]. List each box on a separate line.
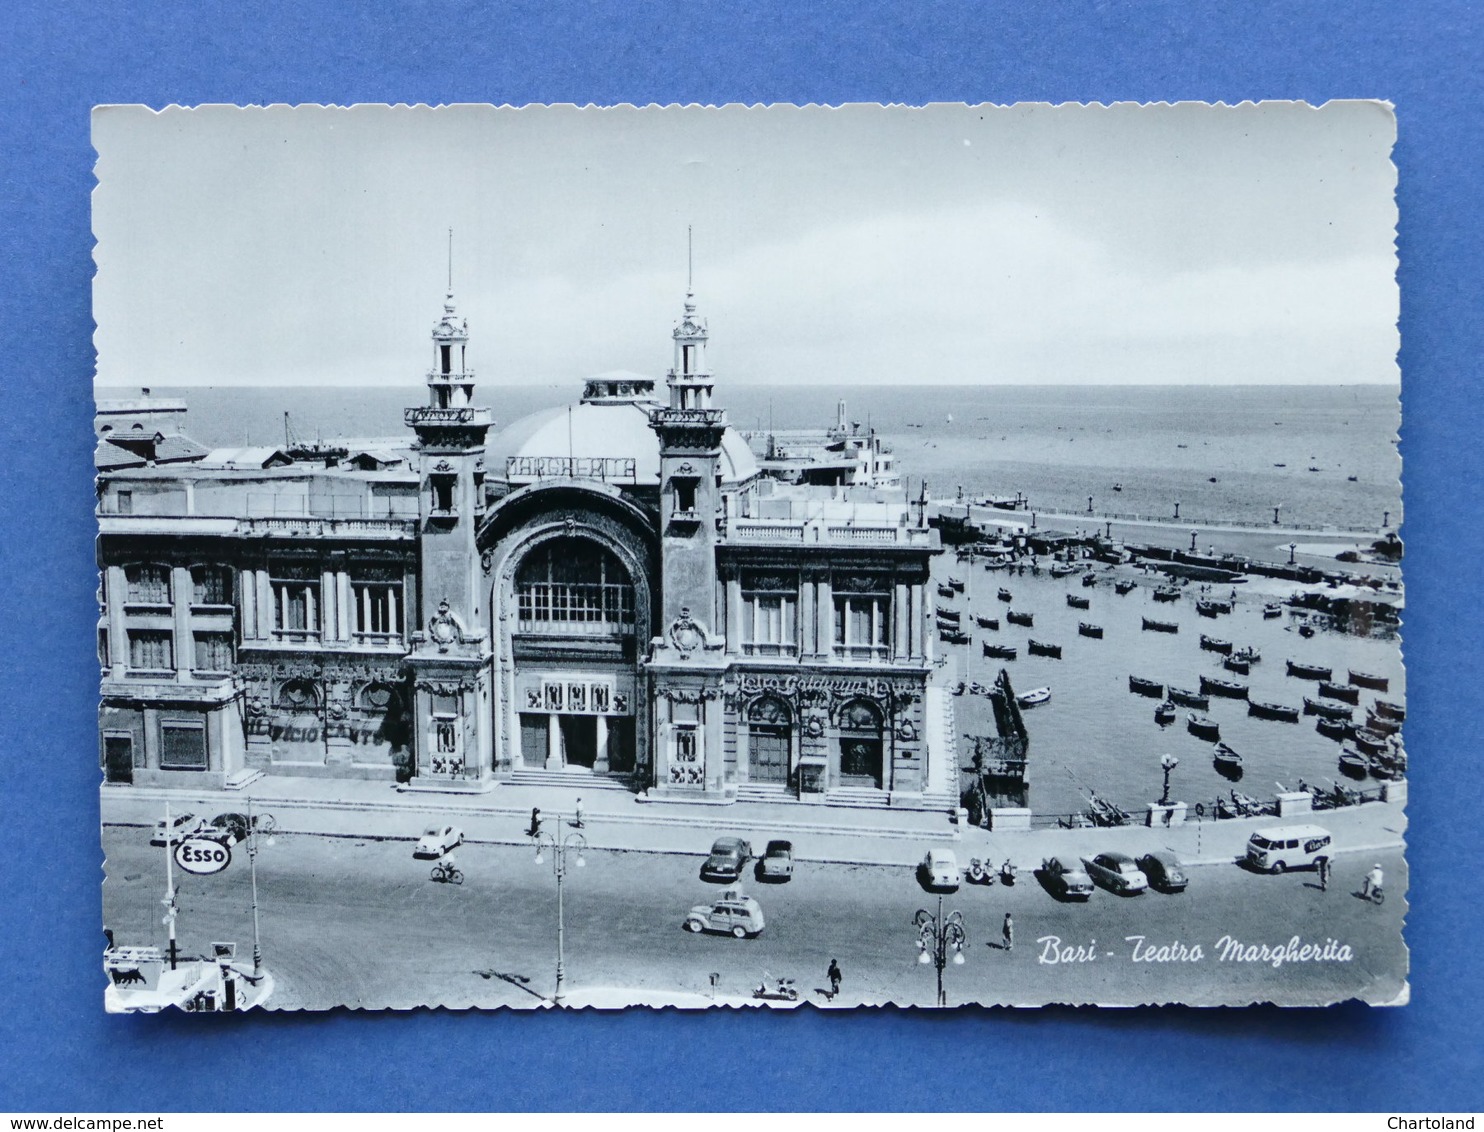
[1245, 825, 1332, 873]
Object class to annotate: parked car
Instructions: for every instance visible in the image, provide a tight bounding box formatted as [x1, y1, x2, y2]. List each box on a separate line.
[1136, 851, 1188, 894]
[683, 892, 766, 938]
[700, 837, 753, 883]
[414, 824, 463, 859]
[150, 812, 205, 847]
[206, 813, 252, 846]
[1040, 855, 1095, 900]
[758, 839, 794, 882]
[1083, 851, 1149, 895]
[918, 848, 961, 892]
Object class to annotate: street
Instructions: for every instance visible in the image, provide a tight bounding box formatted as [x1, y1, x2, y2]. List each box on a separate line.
[103, 826, 1406, 1009]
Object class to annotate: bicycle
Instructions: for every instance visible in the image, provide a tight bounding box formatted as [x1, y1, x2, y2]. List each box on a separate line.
[430, 860, 464, 885]
[1363, 883, 1384, 906]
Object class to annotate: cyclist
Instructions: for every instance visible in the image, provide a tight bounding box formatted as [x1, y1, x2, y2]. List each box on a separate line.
[1362, 863, 1384, 901]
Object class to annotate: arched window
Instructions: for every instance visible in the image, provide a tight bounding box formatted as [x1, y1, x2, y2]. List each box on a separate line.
[516, 538, 635, 635]
[359, 682, 396, 712]
[748, 695, 793, 727]
[278, 678, 320, 711]
[747, 695, 793, 785]
[838, 699, 884, 786]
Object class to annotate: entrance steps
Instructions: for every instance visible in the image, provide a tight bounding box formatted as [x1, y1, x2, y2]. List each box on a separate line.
[734, 781, 957, 813]
[505, 767, 637, 793]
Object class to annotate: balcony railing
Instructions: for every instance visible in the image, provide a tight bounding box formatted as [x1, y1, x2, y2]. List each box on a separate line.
[722, 519, 932, 547]
[238, 516, 418, 539]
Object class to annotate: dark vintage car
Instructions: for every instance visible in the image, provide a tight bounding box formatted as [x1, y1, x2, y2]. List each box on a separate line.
[700, 837, 753, 883]
[1040, 855, 1094, 901]
[758, 839, 794, 882]
[1136, 851, 1189, 894]
[1083, 851, 1149, 895]
[205, 812, 277, 847]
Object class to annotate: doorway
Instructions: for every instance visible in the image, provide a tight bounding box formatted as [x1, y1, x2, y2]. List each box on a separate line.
[103, 733, 133, 784]
[558, 715, 597, 769]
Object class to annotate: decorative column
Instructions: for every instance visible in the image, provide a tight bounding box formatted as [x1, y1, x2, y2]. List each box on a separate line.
[107, 565, 128, 676]
[726, 575, 743, 655]
[171, 566, 192, 678]
[893, 580, 909, 660]
[240, 567, 258, 643]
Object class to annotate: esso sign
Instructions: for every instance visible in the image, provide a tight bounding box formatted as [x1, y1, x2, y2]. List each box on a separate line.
[174, 837, 231, 875]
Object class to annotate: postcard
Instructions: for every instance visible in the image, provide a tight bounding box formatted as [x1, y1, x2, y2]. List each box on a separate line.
[94, 102, 1404, 1010]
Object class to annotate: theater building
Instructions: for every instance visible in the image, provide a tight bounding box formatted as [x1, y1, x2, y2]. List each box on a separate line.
[96, 277, 952, 807]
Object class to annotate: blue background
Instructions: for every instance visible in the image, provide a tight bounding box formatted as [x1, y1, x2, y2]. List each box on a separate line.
[1, 0, 1480, 1112]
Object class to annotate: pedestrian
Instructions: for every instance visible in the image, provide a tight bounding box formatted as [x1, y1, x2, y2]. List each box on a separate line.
[827, 958, 842, 998]
[1002, 912, 1014, 952]
[527, 807, 542, 839]
[1318, 856, 1330, 892]
[574, 797, 585, 829]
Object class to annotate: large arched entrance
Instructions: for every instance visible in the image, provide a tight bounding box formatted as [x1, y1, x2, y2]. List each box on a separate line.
[837, 699, 884, 788]
[746, 694, 793, 785]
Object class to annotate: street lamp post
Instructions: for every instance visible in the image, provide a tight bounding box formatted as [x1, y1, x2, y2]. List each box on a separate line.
[245, 795, 275, 981]
[1189, 530, 1199, 552]
[1289, 542, 1298, 565]
[162, 803, 179, 971]
[534, 819, 587, 1006]
[913, 896, 967, 1007]
[1159, 753, 1180, 807]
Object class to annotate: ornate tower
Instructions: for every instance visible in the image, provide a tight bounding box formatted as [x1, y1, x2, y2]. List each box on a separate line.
[403, 247, 496, 791]
[647, 234, 729, 797]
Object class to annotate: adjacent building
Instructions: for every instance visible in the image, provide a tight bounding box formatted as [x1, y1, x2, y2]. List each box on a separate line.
[96, 275, 951, 808]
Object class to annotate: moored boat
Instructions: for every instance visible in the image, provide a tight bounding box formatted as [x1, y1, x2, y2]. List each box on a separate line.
[1049, 562, 1077, 578]
[1303, 696, 1352, 721]
[1346, 670, 1388, 693]
[1365, 710, 1401, 737]
[1247, 699, 1300, 723]
[1027, 639, 1062, 659]
[936, 606, 960, 623]
[1199, 634, 1233, 654]
[1262, 602, 1283, 619]
[938, 628, 970, 645]
[1128, 675, 1164, 697]
[1286, 659, 1332, 681]
[1081, 571, 1098, 588]
[974, 615, 1000, 630]
[1077, 622, 1103, 639]
[1353, 728, 1389, 756]
[1167, 685, 1209, 709]
[1066, 593, 1090, 610]
[1298, 623, 1317, 638]
[1213, 742, 1243, 769]
[1232, 645, 1261, 664]
[1016, 686, 1052, 708]
[982, 643, 1018, 660]
[1338, 747, 1370, 778]
[1318, 681, 1360, 705]
[1186, 712, 1221, 741]
[1222, 656, 1250, 675]
[1315, 716, 1348, 741]
[1374, 699, 1405, 722]
[1200, 674, 1250, 699]
[1196, 599, 1232, 618]
[997, 587, 1013, 602]
[948, 577, 965, 593]
[1154, 699, 1176, 725]
[1115, 579, 1137, 595]
[937, 583, 955, 599]
[1152, 585, 1182, 602]
[1007, 610, 1034, 627]
[1142, 617, 1179, 633]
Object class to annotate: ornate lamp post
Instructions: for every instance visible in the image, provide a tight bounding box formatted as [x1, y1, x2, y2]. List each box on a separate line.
[245, 795, 275, 982]
[1159, 752, 1180, 807]
[1189, 529, 1199, 552]
[1288, 542, 1298, 565]
[914, 896, 967, 1007]
[534, 818, 587, 1006]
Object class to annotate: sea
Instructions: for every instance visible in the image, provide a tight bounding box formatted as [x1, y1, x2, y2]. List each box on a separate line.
[104, 382, 1405, 817]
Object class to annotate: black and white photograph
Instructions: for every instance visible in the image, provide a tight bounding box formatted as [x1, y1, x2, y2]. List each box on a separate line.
[92, 101, 1405, 1011]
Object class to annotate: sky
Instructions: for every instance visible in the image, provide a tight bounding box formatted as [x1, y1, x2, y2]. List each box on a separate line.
[92, 102, 1399, 389]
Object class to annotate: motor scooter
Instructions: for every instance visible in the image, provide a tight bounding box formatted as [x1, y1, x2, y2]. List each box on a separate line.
[966, 858, 996, 885]
[999, 859, 1017, 886]
[753, 974, 799, 1001]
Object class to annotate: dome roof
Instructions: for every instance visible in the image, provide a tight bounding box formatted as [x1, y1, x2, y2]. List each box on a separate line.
[489, 378, 758, 488]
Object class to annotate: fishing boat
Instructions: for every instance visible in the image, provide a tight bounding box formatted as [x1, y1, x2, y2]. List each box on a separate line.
[1081, 571, 1098, 588]
[1298, 623, 1317, 639]
[1303, 696, 1352, 721]
[1318, 681, 1360, 705]
[1315, 716, 1349, 741]
[997, 587, 1013, 602]
[1369, 753, 1404, 781]
[1247, 700, 1300, 723]
[1338, 747, 1370, 778]
[1152, 585, 1182, 602]
[1066, 593, 1090, 610]
[1049, 562, 1077, 578]
[947, 577, 966, 593]
[1229, 790, 1268, 817]
[938, 628, 970, 646]
[1016, 687, 1052, 708]
[1285, 659, 1332, 681]
[1199, 634, 1233, 655]
[1007, 610, 1034, 627]
[1222, 656, 1250, 675]
[1128, 675, 1164, 697]
[1114, 579, 1137, 595]
[974, 615, 1000, 630]
[1353, 728, 1389, 756]
[1085, 792, 1132, 827]
[1374, 699, 1406, 722]
[1348, 669, 1390, 691]
[1186, 712, 1221, 741]
[1263, 602, 1284, 618]
[936, 606, 961, 623]
[1027, 639, 1062, 659]
[1154, 699, 1176, 725]
[1196, 599, 1232, 618]
[1142, 617, 1179, 633]
[982, 643, 1018, 660]
[1200, 675, 1249, 699]
[936, 583, 955, 599]
[1168, 686, 1209, 709]
[1232, 645, 1261, 664]
[1078, 622, 1103, 639]
[1213, 742, 1243, 771]
[1365, 710, 1401, 737]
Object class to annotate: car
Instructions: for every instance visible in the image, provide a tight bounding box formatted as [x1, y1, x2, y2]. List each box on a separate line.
[414, 824, 463, 859]
[1083, 851, 1149, 895]
[758, 839, 794, 882]
[205, 812, 277, 846]
[700, 837, 753, 883]
[1040, 855, 1095, 900]
[1244, 824, 1333, 874]
[918, 848, 960, 891]
[683, 892, 766, 938]
[1136, 851, 1188, 893]
[150, 812, 205, 847]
